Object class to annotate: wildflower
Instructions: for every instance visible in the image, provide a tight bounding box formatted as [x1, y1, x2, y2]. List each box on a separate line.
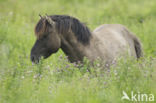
[21, 76, 25, 79]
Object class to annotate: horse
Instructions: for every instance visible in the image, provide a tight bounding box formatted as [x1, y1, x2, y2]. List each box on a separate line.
[30, 15, 143, 66]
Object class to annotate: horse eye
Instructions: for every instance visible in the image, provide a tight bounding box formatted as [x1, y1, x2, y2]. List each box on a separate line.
[43, 34, 49, 38]
[38, 35, 48, 41]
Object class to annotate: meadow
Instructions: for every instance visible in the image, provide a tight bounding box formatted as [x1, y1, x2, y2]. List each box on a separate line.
[0, 0, 156, 103]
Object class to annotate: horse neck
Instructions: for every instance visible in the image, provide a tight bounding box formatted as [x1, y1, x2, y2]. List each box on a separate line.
[60, 32, 90, 62]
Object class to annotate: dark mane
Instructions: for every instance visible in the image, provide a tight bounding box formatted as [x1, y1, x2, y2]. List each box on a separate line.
[35, 15, 92, 44]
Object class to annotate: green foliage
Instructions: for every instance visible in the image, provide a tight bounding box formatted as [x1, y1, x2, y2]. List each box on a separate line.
[0, 0, 156, 103]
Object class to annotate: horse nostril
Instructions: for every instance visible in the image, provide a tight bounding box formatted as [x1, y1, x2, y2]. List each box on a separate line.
[31, 55, 35, 62]
[31, 55, 40, 64]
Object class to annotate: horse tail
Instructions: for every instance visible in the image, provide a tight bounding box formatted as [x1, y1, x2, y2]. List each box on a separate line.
[133, 37, 143, 58]
[123, 26, 143, 59]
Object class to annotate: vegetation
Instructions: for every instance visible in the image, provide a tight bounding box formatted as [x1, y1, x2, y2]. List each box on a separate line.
[0, 0, 155, 103]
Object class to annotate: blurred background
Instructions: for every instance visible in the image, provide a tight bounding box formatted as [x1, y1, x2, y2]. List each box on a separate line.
[0, 0, 155, 103]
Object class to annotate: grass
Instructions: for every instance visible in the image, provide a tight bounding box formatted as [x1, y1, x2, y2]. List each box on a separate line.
[0, 0, 156, 103]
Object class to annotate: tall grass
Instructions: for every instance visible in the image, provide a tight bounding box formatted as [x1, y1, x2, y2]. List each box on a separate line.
[0, 0, 156, 103]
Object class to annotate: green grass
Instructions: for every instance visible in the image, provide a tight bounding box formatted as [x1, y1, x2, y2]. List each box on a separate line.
[0, 0, 156, 103]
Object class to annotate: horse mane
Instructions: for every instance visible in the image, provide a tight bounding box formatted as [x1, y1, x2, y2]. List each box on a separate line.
[35, 15, 92, 44]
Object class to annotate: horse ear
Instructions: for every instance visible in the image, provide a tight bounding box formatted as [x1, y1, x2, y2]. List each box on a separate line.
[45, 15, 55, 26]
[39, 14, 43, 19]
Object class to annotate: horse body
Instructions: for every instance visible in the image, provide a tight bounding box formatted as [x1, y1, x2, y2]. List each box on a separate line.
[61, 24, 141, 64]
[31, 15, 142, 65]
[93, 24, 138, 59]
